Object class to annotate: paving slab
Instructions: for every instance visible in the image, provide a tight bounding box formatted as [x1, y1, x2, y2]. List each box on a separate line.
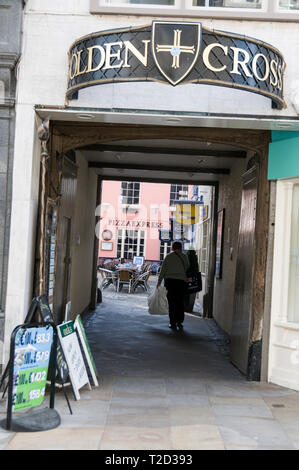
[2, 279, 299, 450]
[4, 427, 104, 450]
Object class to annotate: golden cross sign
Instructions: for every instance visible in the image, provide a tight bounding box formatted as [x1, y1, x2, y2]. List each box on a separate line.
[156, 29, 195, 69]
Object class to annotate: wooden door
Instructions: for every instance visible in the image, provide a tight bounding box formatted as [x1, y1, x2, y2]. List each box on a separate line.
[54, 216, 72, 324]
[52, 156, 77, 324]
[230, 166, 257, 375]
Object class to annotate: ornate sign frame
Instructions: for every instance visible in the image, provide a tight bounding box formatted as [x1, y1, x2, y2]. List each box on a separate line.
[67, 21, 286, 109]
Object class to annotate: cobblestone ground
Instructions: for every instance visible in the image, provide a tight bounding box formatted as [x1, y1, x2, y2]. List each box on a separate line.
[1, 276, 299, 450]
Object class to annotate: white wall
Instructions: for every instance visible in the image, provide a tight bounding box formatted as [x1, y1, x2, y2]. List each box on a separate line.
[18, 0, 299, 116]
[268, 180, 299, 391]
[2, 107, 41, 364]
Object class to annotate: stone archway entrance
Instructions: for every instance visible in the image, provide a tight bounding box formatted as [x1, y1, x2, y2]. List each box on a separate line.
[35, 117, 271, 379]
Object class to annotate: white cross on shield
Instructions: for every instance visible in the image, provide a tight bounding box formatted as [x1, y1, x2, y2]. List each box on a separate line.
[152, 21, 202, 86]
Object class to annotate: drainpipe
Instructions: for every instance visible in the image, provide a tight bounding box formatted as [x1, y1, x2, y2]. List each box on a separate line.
[37, 118, 50, 296]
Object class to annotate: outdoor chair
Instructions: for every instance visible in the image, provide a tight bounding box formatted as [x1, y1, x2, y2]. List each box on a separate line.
[132, 269, 151, 293]
[117, 269, 133, 293]
[99, 268, 117, 290]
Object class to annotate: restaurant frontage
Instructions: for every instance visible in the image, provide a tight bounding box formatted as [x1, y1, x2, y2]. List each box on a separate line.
[2, 1, 299, 392]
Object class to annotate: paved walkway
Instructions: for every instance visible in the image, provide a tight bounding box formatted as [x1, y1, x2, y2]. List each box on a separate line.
[1, 279, 299, 450]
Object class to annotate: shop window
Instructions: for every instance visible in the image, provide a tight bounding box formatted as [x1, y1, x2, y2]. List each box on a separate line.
[200, 219, 210, 275]
[279, 0, 299, 9]
[92, 0, 299, 16]
[103, 0, 175, 3]
[120, 181, 140, 205]
[287, 184, 299, 323]
[0, 81, 4, 101]
[192, 0, 262, 8]
[117, 229, 145, 259]
[160, 241, 172, 261]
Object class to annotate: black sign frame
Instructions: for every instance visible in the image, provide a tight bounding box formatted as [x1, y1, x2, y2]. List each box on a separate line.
[0, 296, 73, 415]
[67, 21, 286, 109]
[24, 295, 70, 387]
[4, 321, 57, 431]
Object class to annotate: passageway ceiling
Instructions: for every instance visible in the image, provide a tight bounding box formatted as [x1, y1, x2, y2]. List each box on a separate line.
[81, 139, 246, 184]
[48, 118, 270, 185]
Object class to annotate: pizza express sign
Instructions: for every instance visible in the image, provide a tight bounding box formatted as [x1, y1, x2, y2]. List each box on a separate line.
[67, 21, 286, 109]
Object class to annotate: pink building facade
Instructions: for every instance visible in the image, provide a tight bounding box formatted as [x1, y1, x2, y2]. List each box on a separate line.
[97, 181, 192, 262]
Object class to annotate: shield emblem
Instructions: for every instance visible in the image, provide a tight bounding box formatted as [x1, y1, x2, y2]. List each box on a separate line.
[152, 21, 202, 86]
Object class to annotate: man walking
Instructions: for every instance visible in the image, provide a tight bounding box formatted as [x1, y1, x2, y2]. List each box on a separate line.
[157, 241, 189, 331]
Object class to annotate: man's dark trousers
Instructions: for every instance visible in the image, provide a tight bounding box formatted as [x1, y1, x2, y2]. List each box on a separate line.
[164, 278, 186, 326]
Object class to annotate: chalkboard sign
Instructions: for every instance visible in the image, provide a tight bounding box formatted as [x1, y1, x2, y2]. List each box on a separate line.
[24, 295, 53, 323]
[38, 294, 55, 322]
[56, 342, 69, 385]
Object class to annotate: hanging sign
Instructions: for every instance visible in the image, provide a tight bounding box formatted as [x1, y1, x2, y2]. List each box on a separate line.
[175, 203, 200, 226]
[57, 321, 91, 400]
[159, 229, 173, 242]
[45, 200, 58, 313]
[74, 315, 99, 387]
[11, 325, 54, 411]
[67, 21, 286, 109]
[201, 205, 209, 221]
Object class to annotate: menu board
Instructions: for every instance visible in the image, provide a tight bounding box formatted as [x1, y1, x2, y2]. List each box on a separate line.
[12, 326, 54, 411]
[74, 315, 99, 387]
[57, 321, 90, 400]
[45, 201, 58, 313]
[24, 295, 70, 386]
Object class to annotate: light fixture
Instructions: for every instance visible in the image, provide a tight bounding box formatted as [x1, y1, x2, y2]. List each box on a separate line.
[292, 91, 299, 115]
[164, 117, 182, 123]
[276, 122, 293, 129]
[76, 113, 95, 120]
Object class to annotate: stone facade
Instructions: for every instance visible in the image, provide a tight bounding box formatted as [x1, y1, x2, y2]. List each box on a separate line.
[0, 0, 23, 369]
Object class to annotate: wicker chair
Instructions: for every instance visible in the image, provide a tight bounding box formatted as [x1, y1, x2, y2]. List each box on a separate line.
[98, 268, 117, 290]
[117, 270, 133, 293]
[132, 270, 151, 292]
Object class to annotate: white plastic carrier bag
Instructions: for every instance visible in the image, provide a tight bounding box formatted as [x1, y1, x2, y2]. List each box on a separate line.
[148, 286, 169, 315]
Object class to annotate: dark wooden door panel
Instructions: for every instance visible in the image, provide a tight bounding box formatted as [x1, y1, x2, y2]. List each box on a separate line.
[230, 166, 257, 374]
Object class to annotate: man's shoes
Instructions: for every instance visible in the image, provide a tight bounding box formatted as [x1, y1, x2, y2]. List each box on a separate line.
[168, 323, 183, 331]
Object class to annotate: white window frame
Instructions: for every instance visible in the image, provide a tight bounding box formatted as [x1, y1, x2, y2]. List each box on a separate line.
[200, 218, 210, 276]
[90, 0, 299, 19]
[169, 184, 189, 208]
[188, 0, 267, 13]
[117, 228, 146, 259]
[120, 181, 140, 207]
[160, 240, 172, 261]
[271, 179, 299, 327]
[94, 0, 182, 11]
[277, 0, 299, 12]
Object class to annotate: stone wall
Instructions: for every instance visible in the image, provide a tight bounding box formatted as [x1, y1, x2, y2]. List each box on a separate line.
[0, 0, 23, 369]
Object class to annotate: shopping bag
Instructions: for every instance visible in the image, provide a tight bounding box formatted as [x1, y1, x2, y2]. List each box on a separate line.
[187, 272, 202, 294]
[148, 286, 169, 315]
